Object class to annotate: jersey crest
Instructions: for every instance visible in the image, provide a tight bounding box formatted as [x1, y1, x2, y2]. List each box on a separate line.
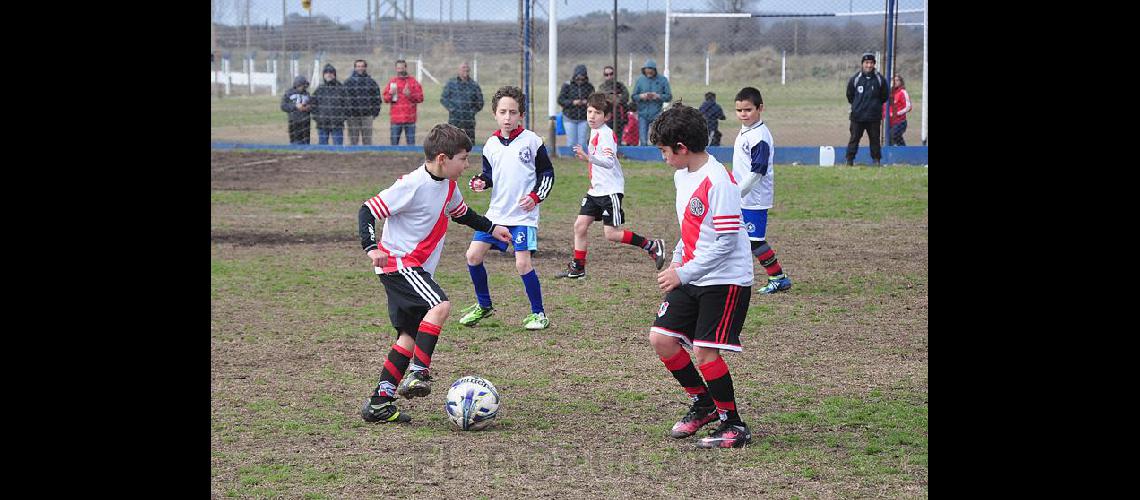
[518, 147, 532, 164]
[688, 197, 706, 217]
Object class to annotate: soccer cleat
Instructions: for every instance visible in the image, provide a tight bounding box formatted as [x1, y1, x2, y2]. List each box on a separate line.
[396, 370, 432, 399]
[696, 421, 753, 448]
[758, 275, 793, 294]
[555, 260, 586, 279]
[458, 304, 495, 327]
[523, 312, 549, 330]
[670, 401, 718, 438]
[648, 239, 666, 270]
[361, 399, 411, 423]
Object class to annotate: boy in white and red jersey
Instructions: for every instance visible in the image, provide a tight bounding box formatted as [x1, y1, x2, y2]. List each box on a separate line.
[458, 86, 555, 330]
[357, 123, 512, 424]
[648, 103, 756, 449]
[733, 87, 792, 294]
[556, 92, 666, 279]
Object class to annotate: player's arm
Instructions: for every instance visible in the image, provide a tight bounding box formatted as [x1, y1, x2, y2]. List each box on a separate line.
[470, 155, 494, 191]
[587, 133, 618, 169]
[674, 185, 743, 285]
[671, 239, 684, 266]
[738, 140, 772, 194]
[527, 145, 555, 204]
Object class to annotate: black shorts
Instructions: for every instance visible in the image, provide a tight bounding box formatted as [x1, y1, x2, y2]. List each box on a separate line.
[650, 283, 751, 352]
[579, 193, 626, 227]
[377, 267, 448, 336]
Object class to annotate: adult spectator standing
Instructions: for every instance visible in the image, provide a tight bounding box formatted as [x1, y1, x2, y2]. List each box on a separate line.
[311, 64, 347, 145]
[344, 59, 382, 145]
[631, 59, 672, 146]
[382, 59, 425, 145]
[597, 65, 630, 144]
[440, 62, 484, 143]
[845, 52, 888, 165]
[280, 76, 312, 144]
[558, 64, 595, 150]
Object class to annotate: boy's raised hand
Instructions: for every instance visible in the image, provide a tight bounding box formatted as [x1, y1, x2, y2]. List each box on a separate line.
[469, 175, 487, 192]
[572, 144, 587, 161]
[518, 194, 537, 211]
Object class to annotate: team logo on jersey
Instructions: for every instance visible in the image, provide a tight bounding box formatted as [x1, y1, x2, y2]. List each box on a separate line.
[857, 85, 864, 93]
[658, 301, 669, 317]
[515, 232, 525, 244]
[518, 148, 532, 164]
[746, 222, 755, 233]
[688, 197, 705, 216]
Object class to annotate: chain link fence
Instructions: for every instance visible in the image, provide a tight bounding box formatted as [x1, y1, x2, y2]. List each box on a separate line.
[212, 0, 925, 148]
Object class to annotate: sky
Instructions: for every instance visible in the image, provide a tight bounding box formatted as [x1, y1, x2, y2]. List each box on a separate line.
[214, 0, 925, 27]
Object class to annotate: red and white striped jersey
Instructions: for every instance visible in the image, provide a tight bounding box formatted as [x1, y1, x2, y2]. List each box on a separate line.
[672, 155, 754, 287]
[586, 124, 625, 196]
[363, 165, 469, 275]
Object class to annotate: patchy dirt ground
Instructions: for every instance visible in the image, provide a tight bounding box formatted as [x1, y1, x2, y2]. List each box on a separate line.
[211, 151, 928, 498]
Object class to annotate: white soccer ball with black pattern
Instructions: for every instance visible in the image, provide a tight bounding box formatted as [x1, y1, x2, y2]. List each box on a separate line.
[444, 375, 500, 431]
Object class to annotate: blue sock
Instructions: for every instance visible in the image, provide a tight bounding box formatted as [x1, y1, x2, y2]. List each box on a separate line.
[468, 264, 492, 308]
[520, 269, 544, 314]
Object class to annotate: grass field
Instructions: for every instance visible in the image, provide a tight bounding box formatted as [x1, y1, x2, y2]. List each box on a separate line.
[211, 150, 928, 498]
[211, 52, 924, 148]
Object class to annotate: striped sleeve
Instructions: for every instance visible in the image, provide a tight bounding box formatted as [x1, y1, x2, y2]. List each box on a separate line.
[363, 176, 414, 220]
[445, 181, 469, 218]
[531, 144, 555, 202]
[709, 182, 743, 234]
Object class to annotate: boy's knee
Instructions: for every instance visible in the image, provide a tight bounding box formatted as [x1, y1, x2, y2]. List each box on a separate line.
[693, 347, 720, 365]
[515, 258, 533, 275]
[603, 226, 623, 242]
[466, 248, 484, 265]
[431, 300, 452, 318]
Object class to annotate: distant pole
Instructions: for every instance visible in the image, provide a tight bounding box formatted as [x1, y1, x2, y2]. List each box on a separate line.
[921, 0, 928, 145]
[781, 50, 786, 85]
[449, 0, 454, 42]
[664, 0, 671, 78]
[704, 50, 709, 86]
[548, 0, 558, 156]
[628, 52, 632, 86]
[613, 0, 619, 132]
[474, 55, 478, 82]
[244, 0, 251, 58]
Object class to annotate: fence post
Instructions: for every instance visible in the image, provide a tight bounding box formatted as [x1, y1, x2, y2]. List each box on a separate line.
[224, 55, 231, 96]
[271, 60, 278, 95]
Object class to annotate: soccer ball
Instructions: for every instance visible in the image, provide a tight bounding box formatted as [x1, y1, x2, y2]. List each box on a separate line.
[444, 375, 500, 431]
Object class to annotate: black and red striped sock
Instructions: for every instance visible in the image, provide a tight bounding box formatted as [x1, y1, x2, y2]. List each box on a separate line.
[699, 356, 743, 424]
[574, 249, 587, 267]
[621, 230, 654, 251]
[410, 321, 441, 373]
[660, 350, 712, 405]
[371, 342, 412, 402]
[752, 241, 784, 277]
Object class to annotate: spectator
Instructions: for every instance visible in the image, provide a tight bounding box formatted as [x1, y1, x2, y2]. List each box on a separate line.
[885, 74, 912, 146]
[311, 64, 347, 146]
[557, 64, 595, 150]
[631, 58, 672, 146]
[280, 76, 312, 144]
[597, 65, 630, 144]
[382, 59, 425, 145]
[440, 62, 485, 143]
[344, 59, 382, 145]
[845, 52, 888, 165]
[699, 92, 727, 146]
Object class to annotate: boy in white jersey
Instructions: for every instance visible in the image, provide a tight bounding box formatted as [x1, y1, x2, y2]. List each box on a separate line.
[733, 87, 792, 294]
[648, 103, 755, 449]
[458, 86, 555, 330]
[556, 92, 666, 279]
[357, 123, 512, 424]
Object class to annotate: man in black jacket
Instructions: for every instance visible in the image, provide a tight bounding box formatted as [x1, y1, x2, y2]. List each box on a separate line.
[312, 64, 347, 145]
[280, 76, 312, 144]
[440, 62, 484, 143]
[558, 64, 595, 150]
[344, 59, 382, 145]
[845, 52, 889, 166]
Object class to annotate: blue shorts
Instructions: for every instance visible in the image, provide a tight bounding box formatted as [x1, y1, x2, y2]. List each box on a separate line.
[742, 208, 768, 241]
[473, 225, 538, 253]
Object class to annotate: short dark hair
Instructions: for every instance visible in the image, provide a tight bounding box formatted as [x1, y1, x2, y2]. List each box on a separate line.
[649, 103, 708, 153]
[395, 59, 406, 66]
[734, 87, 763, 107]
[586, 92, 613, 116]
[354, 59, 367, 67]
[492, 86, 526, 114]
[704, 92, 716, 101]
[423, 123, 473, 160]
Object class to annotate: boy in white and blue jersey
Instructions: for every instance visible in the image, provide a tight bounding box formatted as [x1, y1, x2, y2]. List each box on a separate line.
[459, 86, 555, 330]
[732, 87, 792, 294]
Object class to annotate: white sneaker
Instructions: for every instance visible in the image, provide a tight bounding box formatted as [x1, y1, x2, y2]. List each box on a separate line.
[523, 312, 549, 330]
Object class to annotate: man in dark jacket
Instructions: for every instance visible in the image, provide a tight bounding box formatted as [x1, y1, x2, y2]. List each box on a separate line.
[343, 59, 382, 145]
[280, 75, 312, 144]
[597, 65, 630, 144]
[845, 52, 889, 165]
[311, 64, 346, 145]
[440, 62, 484, 143]
[558, 64, 595, 149]
[699, 92, 726, 146]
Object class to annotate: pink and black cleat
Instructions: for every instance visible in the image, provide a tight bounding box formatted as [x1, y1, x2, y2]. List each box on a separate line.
[696, 421, 753, 448]
[670, 402, 719, 438]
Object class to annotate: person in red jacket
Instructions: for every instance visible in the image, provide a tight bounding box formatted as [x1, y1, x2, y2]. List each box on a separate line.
[383, 59, 425, 145]
[884, 74, 912, 146]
